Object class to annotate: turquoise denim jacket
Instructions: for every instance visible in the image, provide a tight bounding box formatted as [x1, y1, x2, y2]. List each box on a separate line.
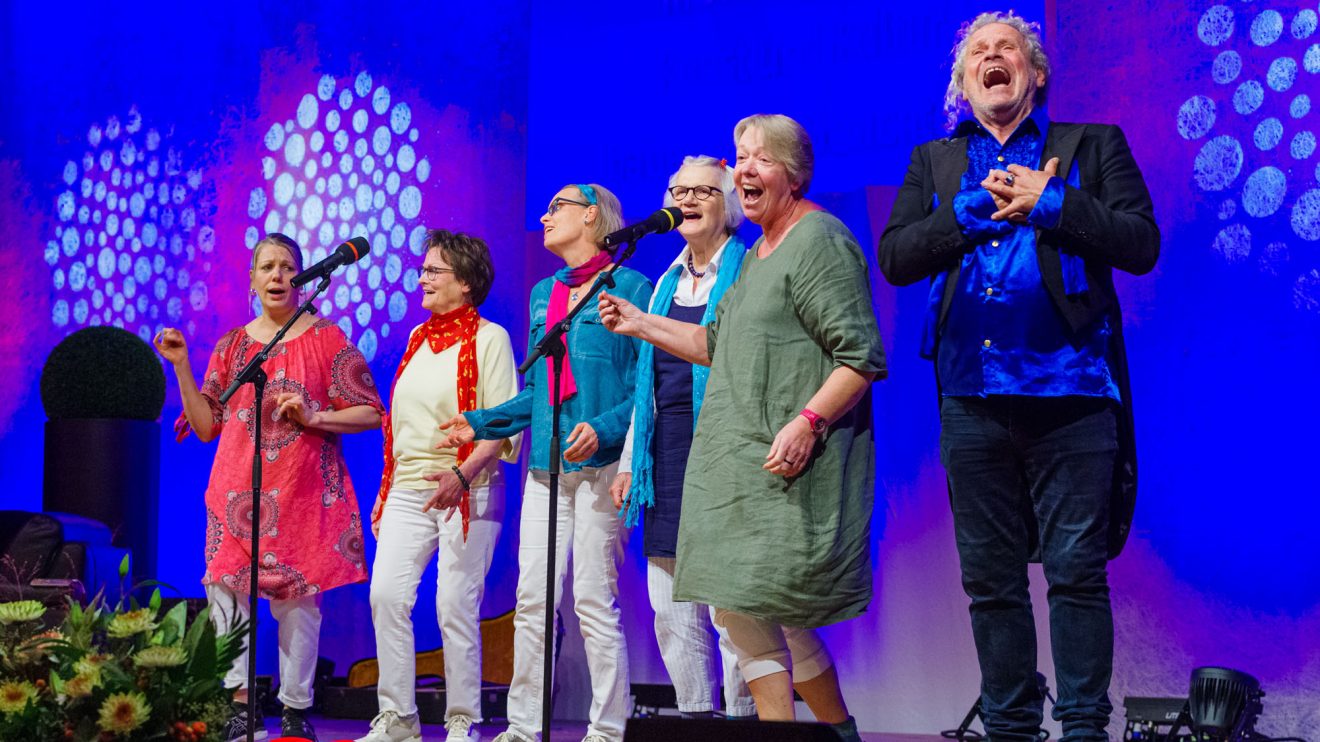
[465, 266, 653, 472]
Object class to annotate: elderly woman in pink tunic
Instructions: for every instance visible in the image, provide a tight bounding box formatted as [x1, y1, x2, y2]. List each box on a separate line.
[155, 232, 383, 742]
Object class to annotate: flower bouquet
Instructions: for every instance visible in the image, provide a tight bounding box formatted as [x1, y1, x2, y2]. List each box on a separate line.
[0, 557, 246, 741]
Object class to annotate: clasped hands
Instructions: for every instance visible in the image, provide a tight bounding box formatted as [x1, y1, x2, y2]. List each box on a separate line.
[982, 157, 1059, 224]
[272, 392, 323, 429]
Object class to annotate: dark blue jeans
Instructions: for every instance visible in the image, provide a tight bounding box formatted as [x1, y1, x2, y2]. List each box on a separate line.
[940, 395, 1117, 742]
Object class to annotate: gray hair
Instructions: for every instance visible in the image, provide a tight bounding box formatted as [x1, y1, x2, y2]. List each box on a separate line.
[733, 114, 814, 196]
[562, 183, 624, 247]
[662, 155, 744, 235]
[944, 11, 1051, 130]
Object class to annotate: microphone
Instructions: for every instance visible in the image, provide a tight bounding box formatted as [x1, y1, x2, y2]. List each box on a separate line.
[601, 207, 684, 248]
[292, 236, 371, 287]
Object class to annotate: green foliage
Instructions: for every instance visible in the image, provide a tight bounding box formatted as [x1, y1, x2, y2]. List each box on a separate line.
[40, 326, 166, 420]
[0, 591, 248, 742]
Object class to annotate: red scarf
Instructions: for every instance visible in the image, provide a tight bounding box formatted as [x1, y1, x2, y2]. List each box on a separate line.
[378, 303, 481, 537]
[545, 250, 613, 405]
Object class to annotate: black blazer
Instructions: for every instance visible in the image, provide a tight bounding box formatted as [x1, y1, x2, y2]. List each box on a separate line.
[877, 122, 1160, 559]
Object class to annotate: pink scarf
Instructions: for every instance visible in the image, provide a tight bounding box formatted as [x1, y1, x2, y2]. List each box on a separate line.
[545, 250, 613, 405]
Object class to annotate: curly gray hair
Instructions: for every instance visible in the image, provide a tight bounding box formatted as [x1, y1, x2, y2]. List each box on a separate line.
[944, 11, 1051, 129]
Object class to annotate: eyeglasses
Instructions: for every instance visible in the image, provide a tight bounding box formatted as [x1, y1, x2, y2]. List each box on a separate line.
[668, 185, 722, 201]
[546, 197, 592, 216]
[420, 266, 456, 279]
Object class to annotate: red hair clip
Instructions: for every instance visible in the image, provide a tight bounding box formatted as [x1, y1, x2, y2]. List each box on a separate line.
[719, 158, 728, 168]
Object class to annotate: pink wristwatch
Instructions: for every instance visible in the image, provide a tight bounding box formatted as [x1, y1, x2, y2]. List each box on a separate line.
[799, 408, 828, 435]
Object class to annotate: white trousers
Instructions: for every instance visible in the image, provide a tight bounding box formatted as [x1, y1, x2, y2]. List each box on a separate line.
[506, 465, 630, 742]
[207, 582, 322, 710]
[712, 609, 833, 685]
[369, 484, 503, 721]
[647, 557, 755, 716]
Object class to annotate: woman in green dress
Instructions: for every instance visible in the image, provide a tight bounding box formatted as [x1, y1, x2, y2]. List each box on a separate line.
[598, 114, 885, 741]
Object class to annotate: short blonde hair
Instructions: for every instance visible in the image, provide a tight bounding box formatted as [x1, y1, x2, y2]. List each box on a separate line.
[733, 114, 814, 196]
[662, 155, 743, 235]
[563, 183, 623, 247]
[252, 232, 303, 271]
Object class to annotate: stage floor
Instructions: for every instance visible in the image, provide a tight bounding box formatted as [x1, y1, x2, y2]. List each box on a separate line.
[293, 715, 943, 741]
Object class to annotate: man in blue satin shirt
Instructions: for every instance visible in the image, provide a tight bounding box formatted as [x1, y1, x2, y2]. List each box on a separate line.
[878, 10, 1160, 742]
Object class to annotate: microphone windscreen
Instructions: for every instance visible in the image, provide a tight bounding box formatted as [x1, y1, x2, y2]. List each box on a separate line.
[655, 207, 683, 233]
[341, 235, 371, 260]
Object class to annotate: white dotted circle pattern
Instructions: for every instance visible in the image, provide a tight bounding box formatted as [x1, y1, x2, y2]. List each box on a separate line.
[248, 71, 434, 362]
[1185, 4, 1320, 310]
[46, 106, 213, 342]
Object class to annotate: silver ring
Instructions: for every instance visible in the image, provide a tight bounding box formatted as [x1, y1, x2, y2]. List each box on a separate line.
[1003, 174, 1015, 186]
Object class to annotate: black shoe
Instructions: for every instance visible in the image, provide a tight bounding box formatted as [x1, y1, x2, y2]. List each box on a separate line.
[222, 701, 268, 742]
[281, 706, 319, 741]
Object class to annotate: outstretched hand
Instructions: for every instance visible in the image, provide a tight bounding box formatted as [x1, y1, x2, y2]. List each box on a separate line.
[598, 292, 646, 337]
[982, 156, 1060, 223]
[437, 414, 476, 450]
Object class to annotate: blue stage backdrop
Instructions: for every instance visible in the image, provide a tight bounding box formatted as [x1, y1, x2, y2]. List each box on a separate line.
[1, 1, 1316, 737]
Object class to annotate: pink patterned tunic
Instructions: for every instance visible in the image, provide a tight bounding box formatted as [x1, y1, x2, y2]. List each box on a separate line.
[194, 319, 382, 600]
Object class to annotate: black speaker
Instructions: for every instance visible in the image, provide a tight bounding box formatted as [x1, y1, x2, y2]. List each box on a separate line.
[43, 418, 160, 581]
[625, 717, 842, 741]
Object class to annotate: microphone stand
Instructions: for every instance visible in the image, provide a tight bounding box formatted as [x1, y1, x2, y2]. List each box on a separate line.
[217, 275, 332, 742]
[516, 240, 639, 742]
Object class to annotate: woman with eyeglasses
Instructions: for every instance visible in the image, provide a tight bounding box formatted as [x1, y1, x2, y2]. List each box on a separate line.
[599, 116, 886, 742]
[356, 230, 521, 742]
[607, 155, 755, 721]
[154, 232, 384, 742]
[439, 184, 652, 742]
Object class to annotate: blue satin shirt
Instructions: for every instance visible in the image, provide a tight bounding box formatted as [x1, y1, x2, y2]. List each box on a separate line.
[939, 112, 1119, 401]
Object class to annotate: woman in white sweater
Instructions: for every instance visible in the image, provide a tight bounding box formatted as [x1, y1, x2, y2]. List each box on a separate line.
[358, 229, 521, 742]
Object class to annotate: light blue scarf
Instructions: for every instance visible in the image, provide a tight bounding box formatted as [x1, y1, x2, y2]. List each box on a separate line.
[623, 235, 748, 527]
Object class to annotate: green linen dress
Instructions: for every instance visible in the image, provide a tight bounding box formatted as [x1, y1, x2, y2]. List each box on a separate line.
[672, 210, 887, 628]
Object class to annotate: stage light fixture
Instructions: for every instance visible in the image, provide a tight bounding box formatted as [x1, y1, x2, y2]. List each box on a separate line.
[1187, 666, 1264, 742]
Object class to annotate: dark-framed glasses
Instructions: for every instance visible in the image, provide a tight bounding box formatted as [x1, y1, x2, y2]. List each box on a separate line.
[668, 185, 722, 201]
[420, 266, 457, 279]
[546, 197, 592, 215]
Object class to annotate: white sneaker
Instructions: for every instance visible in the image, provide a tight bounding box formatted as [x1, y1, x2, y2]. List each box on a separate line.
[490, 732, 531, 742]
[445, 713, 481, 742]
[354, 709, 423, 742]
[580, 735, 610, 742]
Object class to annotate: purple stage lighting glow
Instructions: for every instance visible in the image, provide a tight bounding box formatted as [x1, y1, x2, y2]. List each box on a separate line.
[45, 106, 214, 343]
[247, 71, 434, 362]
